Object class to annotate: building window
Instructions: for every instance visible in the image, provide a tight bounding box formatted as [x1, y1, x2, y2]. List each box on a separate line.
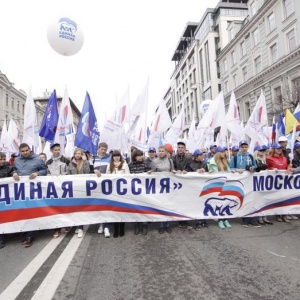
[229, 26, 235, 41]
[250, 1, 257, 17]
[223, 58, 228, 72]
[22, 104, 25, 114]
[283, 0, 294, 19]
[17, 101, 20, 112]
[240, 41, 246, 57]
[11, 97, 14, 109]
[203, 88, 212, 100]
[252, 27, 260, 46]
[6, 94, 8, 107]
[245, 101, 251, 120]
[287, 29, 296, 53]
[204, 42, 211, 82]
[242, 66, 248, 82]
[270, 43, 278, 64]
[231, 50, 236, 66]
[273, 86, 283, 111]
[267, 12, 276, 34]
[224, 81, 229, 94]
[232, 74, 237, 89]
[254, 56, 262, 74]
[292, 77, 300, 103]
[199, 49, 204, 84]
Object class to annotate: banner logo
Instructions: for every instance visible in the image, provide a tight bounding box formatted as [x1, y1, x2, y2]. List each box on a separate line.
[200, 177, 244, 217]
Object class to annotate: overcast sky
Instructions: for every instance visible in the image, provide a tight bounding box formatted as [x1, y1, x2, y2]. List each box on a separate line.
[0, 0, 219, 127]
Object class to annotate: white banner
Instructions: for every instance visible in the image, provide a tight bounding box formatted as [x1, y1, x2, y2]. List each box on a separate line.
[0, 171, 300, 233]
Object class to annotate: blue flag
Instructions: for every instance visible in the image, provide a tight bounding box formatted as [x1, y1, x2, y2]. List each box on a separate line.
[277, 113, 285, 137]
[75, 92, 100, 155]
[39, 90, 59, 142]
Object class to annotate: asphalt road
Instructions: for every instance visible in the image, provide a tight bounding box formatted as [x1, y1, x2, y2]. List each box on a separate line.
[1, 218, 300, 300]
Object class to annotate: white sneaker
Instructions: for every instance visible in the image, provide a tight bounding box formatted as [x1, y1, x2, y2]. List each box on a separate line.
[290, 215, 298, 220]
[104, 227, 110, 238]
[75, 228, 79, 234]
[77, 229, 83, 238]
[98, 224, 104, 234]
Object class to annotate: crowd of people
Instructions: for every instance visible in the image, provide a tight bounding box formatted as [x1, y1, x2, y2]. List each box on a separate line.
[0, 136, 299, 249]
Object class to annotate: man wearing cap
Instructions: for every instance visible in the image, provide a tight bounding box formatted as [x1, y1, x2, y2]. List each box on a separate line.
[292, 142, 300, 168]
[93, 142, 112, 237]
[231, 145, 239, 156]
[172, 141, 193, 229]
[146, 147, 157, 169]
[188, 149, 209, 230]
[207, 145, 217, 161]
[230, 140, 261, 228]
[13, 143, 47, 247]
[46, 143, 71, 238]
[278, 136, 291, 164]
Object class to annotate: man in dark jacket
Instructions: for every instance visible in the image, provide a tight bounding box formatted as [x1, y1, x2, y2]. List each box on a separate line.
[172, 141, 193, 229]
[13, 143, 47, 248]
[0, 152, 14, 249]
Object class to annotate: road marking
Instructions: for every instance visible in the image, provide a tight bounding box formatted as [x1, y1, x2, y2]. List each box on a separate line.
[0, 235, 65, 300]
[31, 226, 87, 300]
[267, 249, 286, 258]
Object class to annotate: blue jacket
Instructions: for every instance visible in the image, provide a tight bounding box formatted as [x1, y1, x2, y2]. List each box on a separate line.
[13, 152, 47, 176]
[229, 152, 257, 170]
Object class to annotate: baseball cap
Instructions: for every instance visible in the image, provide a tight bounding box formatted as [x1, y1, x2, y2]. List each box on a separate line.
[210, 144, 217, 149]
[231, 146, 239, 152]
[215, 146, 225, 153]
[50, 143, 60, 149]
[239, 140, 248, 147]
[261, 145, 269, 150]
[254, 145, 262, 152]
[193, 149, 203, 156]
[294, 142, 300, 150]
[278, 136, 288, 142]
[271, 143, 282, 149]
[148, 147, 156, 152]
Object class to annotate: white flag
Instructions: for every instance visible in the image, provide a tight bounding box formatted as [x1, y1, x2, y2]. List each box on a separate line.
[148, 100, 172, 148]
[54, 87, 74, 153]
[22, 88, 39, 148]
[244, 90, 268, 144]
[165, 104, 185, 146]
[114, 87, 130, 125]
[225, 91, 244, 141]
[7, 119, 20, 153]
[0, 119, 8, 151]
[195, 91, 227, 148]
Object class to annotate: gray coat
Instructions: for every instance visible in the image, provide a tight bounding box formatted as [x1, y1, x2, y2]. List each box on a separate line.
[13, 152, 47, 176]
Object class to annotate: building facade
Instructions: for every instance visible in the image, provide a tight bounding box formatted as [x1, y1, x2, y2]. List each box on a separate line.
[0, 71, 80, 146]
[218, 0, 300, 124]
[164, 0, 248, 140]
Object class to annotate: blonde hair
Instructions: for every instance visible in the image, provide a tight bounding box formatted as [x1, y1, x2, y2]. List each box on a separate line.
[214, 152, 229, 171]
[73, 148, 84, 172]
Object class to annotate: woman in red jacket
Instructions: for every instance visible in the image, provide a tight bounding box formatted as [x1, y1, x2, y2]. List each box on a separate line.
[266, 143, 290, 223]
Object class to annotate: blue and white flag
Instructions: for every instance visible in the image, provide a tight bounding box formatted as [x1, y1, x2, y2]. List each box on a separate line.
[75, 92, 100, 155]
[39, 90, 58, 142]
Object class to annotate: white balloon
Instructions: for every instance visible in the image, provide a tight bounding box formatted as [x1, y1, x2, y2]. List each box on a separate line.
[47, 17, 84, 56]
[199, 99, 212, 115]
